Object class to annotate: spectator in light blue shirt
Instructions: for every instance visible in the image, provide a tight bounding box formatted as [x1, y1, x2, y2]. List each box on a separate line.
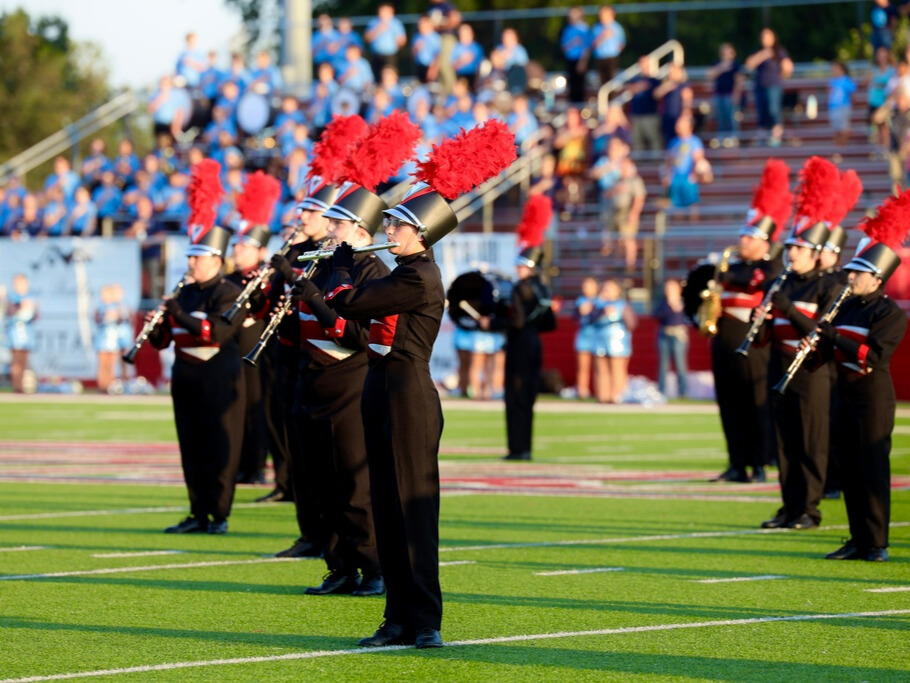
[142, 155, 168, 195]
[496, 28, 529, 69]
[411, 97, 444, 143]
[199, 51, 224, 101]
[507, 95, 540, 149]
[93, 171, 124, 219]
[215, 80, 242, 121]
[113, 140, 141, 188]
[828, 60, 856, 145]
[41, 187, 69, 236]
[148, 75, 184, 138]
[155, 172, 190, 224]
[44, 156, 81, 204]
[412, 15, 442, 83]
[80, 138, 111, 189]
[586, 5, 626, 84]
[561, 7, 591, 104]
[337, 44, 375, 92]
[250, 50, 283, 96]
[313, 14, 340, 67]
[66, 187, 98, 236]
[332, 18, 365, 74]
[281, 123, 313, 159]
[379, 66, 406, 109]
[451, 23, 484, 87]
[365, 3, 407, 79]
[446, 93, 477, 136]
[223, 53, 251, 95]
[175, 32, 207, 88]
[203, 106, 238, 145]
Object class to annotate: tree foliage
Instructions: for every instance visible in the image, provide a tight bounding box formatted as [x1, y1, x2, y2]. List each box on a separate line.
[0, 9, 110, 168]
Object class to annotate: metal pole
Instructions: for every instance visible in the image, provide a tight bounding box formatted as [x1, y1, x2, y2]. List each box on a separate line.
[667, 10, 677, 41]
[283, 0, 312, 95]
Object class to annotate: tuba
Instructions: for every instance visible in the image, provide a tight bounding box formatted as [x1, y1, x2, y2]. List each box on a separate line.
[696, 245, 737, 337]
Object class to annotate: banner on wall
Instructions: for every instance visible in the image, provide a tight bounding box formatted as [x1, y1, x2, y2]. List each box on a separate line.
[0, 238, 141, 379]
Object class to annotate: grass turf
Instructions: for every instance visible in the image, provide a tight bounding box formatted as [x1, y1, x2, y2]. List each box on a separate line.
[0, 399, 907, 681]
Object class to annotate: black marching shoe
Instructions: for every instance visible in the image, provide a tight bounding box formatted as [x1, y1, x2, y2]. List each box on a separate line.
[254, 488, 293, 503]
[825, 539, 864, 560]
[751, 466, 767, 483]
[208, 518, 228, 534]
[761, 512, 789, 529]
[164, 516, 208, 534]
[305, 570, 359, 595]
[503, 451, 531, 461]
[275, 538, 324, 559]
[352, 574, 386, 597]
[865, 547, 889, 562]
[358, 621, 415, 647]
[415, 628, 443, 649]
[710, 467, 750, 483]
[821, 489, 841, 500]
[786, 514, 818, 530]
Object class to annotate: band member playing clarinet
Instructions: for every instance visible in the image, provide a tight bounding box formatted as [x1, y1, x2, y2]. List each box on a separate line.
[325, 121, 515, 650]
[806, 191, 909, 562]
[148, 159, 246, 535]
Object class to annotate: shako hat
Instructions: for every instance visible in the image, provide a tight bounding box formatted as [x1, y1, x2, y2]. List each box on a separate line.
[186, 159, 231, 257]
[385, 120, 517, 246]
[823, 225, 848, 254]
[844, 189, 910, 282]
[235, 170, 281, 248]
[740, 159, 792, 241]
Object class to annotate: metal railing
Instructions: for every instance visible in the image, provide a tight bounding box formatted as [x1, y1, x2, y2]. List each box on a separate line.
[597, 40, 685, 118]
[0, 91, 139, 181]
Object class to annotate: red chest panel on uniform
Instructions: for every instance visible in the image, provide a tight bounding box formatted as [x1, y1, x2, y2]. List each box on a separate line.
[834, 325, 872, 376]
[771, 301, 818, 352]
[368, 315, 399, 358]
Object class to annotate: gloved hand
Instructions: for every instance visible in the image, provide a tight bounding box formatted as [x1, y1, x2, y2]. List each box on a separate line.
[165, 298, 201, 333]
[270, 254, 296, 282]
[332, 241, 355, 271]
[816, 321, 838, 342]
[714, 270, 732, 285]
[164, 297, 184, 319]
[770, 289, 794, 316]
[291, 277, 321, 303]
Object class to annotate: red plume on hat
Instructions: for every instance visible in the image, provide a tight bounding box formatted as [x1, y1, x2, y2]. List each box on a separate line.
[236, 171, 282, 225]
[308, 115, 370, 185]
[825, 169, 863, 228]
[414, 119, 517, 200]
[337, 110, 421, 192]
[793, 156, 840, 226]
[516, 194, 552, 249]
[857, 188, 910, 249]
[188, 159, 224, 231]
[750, 158, 792, 241]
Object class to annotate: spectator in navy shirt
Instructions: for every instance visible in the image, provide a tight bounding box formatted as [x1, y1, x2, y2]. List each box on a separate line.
[706, 43, 743, 144]
[412, 15, 442, 83]
[1, 192, 23, 236]
[175, 33, 206, 89]
[654, 62, 693, 148]
[313, 14, 340, 67]
[745, 27, 793, 146]
[365, 3, 407, 80]
[44, 156, 81, 204]
[654, 278, 689, 397]
[8, 194, 42, 240]
[93, 171, 124, 220]
[625, 57, 662, 151]
[561, 7, 591, 105]
[66, 186, 97, 236]
[451, 23, 484, 89]
[80, 138, 111, 190]
[871, 0, 897, 52]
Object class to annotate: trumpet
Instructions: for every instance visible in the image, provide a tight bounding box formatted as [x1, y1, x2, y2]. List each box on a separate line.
[296, 242, 400, 262]
[773, 284, 852, 395]
[243, 261, 319, 367]
[123, 275, 188, 364]
[735, 264, 793, 358]
[222, 227, 302, 323]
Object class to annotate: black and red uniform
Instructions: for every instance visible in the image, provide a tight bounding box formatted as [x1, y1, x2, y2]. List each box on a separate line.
[712, 254, 782, 475]
[226, 266, 268, 483]
[326, 248, 445, 633]
[293, 252, 389, 579]
[821, 267, 850, 496]
[817, 290, 907, 550]
[150, 275, 246, 522]
[766, 268, 839, 525]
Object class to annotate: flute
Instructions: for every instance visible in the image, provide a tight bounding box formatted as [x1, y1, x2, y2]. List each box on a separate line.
[296, 242, 400, 262]
[735, 264, 793, 358]
[123, 275, 188, 364]
[772, 283, 852, 395]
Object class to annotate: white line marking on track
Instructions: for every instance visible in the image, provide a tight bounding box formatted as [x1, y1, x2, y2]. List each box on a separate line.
[0, 502, 277, 522]
[439, 560, 476, 567]
[534, 567, 625, 576]
[3, 609, 908, 682]
[91, 550, 186, 559]
[0, 546, 48, 553]
[694, 575, 787, 584]
[865, 586, 910, 593]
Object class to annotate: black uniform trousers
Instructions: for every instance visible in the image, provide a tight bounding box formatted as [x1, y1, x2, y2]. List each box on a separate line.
[260, 341, 291, 494]
[363, 353, 443, 631]
[172, 351, 245, 520]
[296, 354, 379, 576]
[505, 327, 541, 457]
[712, 322, 773, 470]
[769, 353, 830, 523]
[824, 363, 842, 493]
[236, 319, 267, 480]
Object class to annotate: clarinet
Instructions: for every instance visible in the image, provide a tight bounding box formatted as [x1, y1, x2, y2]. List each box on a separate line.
[772, 283, 853, 395]
[122, 275, 188, 364]
[221, 227, 302, 323]
[243, 260, 318, 367]
[735, 264, 793, 358]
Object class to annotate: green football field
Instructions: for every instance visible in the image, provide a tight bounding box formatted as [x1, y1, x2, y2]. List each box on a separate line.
[0, 397, 908, 682]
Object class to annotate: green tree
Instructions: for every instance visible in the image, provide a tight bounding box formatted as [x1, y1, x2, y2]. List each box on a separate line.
[0, 9, 110, 176]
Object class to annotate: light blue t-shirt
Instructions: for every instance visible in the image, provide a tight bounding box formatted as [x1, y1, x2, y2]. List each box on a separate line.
[313, 28, 340, 65]
[176, 49, 206, 87]
[366, 16, 406, 56]
[412, 31, 442, 67]
[590, 20, 626, 59]
[828, 74, 856, 110]
[451, 41, 484, 76]
[667, 135, 704, 176]
[561, 22, 591, 60]
[497, 44, 529, 69]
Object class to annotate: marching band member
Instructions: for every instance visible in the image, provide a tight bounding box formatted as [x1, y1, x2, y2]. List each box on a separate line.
[708, 159, 790, 483]
[291, 112, 418, 597]
[809, 192, 909, 561]
[149, 159, 246, 535]
[326, 121, 516, 649]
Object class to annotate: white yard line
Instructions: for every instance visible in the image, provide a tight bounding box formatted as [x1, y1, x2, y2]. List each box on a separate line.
[0, 502, 277, 522]
[91, 550, 185, 559]
[2, 609, 908, 683]
[534, 567, 625, 576]
[865, 586, 910, 593]
[694, 575, 787, 584]
[0, 546, 48, 553]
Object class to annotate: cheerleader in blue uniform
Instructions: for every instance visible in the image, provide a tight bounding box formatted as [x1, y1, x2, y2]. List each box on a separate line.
[573, 277, 600, 399]
[595, 279, 635, 403]
[6, 273, 37, 393]
[94, 283, 133, 392]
